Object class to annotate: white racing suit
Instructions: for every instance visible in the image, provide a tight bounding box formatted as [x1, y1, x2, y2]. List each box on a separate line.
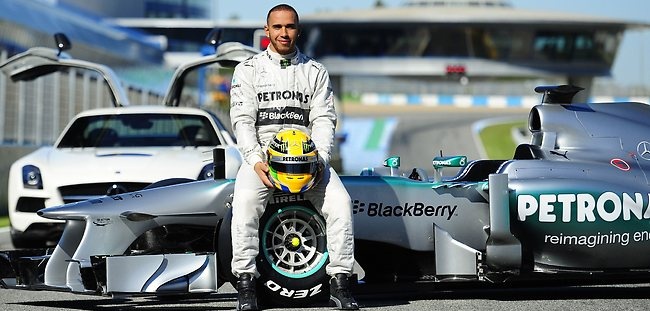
[229, 48, 355, 278]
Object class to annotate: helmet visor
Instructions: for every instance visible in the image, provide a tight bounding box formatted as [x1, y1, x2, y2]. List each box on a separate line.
[269, 160, 319, 174]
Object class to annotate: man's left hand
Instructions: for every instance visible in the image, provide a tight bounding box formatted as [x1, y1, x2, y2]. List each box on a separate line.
[254, 161, 274, 188]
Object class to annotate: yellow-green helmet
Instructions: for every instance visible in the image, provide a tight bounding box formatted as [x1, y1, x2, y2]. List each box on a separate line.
[267, 129, 319, 193]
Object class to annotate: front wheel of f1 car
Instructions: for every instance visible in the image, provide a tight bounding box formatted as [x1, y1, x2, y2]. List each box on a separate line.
[218, 202, 330, 307]
[10, 222, 62, 249]
[256, 204, 330, 306]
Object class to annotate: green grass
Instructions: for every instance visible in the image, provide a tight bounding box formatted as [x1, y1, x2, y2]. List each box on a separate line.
[478, 120, 527, 159]
[0, 216, 8, 228]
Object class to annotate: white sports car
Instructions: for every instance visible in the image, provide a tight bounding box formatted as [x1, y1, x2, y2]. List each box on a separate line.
[2, 33, 258, 248]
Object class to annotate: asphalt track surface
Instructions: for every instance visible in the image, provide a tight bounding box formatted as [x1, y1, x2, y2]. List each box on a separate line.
[3, 106, 650, 310]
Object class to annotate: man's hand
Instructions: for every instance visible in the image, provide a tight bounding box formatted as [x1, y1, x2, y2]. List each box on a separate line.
[254, 161, 274, 188]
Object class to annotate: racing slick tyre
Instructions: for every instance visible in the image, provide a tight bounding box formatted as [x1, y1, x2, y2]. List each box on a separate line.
[9, 222, 60, 249]
[218, 202, 330, 307]
[10, 227, 47, 249]
[216, 208, 236, 285]
[256, 204, 330, 306]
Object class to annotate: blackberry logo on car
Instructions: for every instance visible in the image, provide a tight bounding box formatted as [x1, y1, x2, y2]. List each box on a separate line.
[352, 199, 457, 219]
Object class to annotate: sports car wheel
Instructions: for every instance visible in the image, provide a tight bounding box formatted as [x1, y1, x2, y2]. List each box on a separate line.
[256, 204, 329, 306]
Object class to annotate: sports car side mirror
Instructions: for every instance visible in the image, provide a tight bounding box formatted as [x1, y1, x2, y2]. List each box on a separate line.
[205, 28, 222, 52]
[54, 32, 71, 56]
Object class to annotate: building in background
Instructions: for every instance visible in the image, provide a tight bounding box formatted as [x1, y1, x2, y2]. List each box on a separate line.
[89, 0, 649, 103]
[297, 0, 646, 103]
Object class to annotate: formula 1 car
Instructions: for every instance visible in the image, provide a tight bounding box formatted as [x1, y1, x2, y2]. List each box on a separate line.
[3, 84, 650, 307]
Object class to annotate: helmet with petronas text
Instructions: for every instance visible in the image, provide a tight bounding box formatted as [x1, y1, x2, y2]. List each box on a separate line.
[267, 129, 321, 193]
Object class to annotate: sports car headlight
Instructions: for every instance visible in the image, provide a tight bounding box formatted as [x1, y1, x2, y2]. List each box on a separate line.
[22, 165, 43, 189]
[197, 163, 214, 180]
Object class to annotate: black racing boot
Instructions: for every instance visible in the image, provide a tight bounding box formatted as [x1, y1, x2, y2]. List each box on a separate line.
[329, 273, 359, 310]
[236, 273, 259, 311]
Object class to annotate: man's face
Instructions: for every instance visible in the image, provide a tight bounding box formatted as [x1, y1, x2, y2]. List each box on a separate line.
[265, 9, 299, 55]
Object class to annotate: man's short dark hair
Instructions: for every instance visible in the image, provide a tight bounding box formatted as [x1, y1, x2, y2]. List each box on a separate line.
[266, 4, 300, 25]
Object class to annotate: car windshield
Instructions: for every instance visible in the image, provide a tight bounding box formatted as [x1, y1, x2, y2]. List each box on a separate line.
[57, 113, 220, 148]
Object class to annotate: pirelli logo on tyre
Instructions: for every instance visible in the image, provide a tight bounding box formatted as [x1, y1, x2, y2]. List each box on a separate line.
[352, 200, 457, 220]
[268, 193, 307, 205]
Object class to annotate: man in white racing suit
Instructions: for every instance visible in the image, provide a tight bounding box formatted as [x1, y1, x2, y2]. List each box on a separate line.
[229, 4, 358, 311]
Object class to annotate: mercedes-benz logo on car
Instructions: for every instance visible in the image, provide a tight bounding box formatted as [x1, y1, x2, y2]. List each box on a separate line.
[106, 184, 128, 196]
[637, 141, 650, 160]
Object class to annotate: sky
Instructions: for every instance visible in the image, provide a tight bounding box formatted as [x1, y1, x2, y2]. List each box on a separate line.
[211, 0, 650, 88]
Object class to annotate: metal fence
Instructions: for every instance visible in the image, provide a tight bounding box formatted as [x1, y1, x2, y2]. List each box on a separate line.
[0, 50, 165, 146]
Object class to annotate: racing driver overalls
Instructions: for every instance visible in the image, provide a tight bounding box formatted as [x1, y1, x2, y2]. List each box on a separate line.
[229, 48, 355, 278]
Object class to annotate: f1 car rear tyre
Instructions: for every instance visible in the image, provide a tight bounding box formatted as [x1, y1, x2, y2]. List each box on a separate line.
[218, 202, 330, 307]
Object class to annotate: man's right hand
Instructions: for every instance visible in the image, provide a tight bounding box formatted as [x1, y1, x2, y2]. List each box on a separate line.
[254, 161, 274, 188]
